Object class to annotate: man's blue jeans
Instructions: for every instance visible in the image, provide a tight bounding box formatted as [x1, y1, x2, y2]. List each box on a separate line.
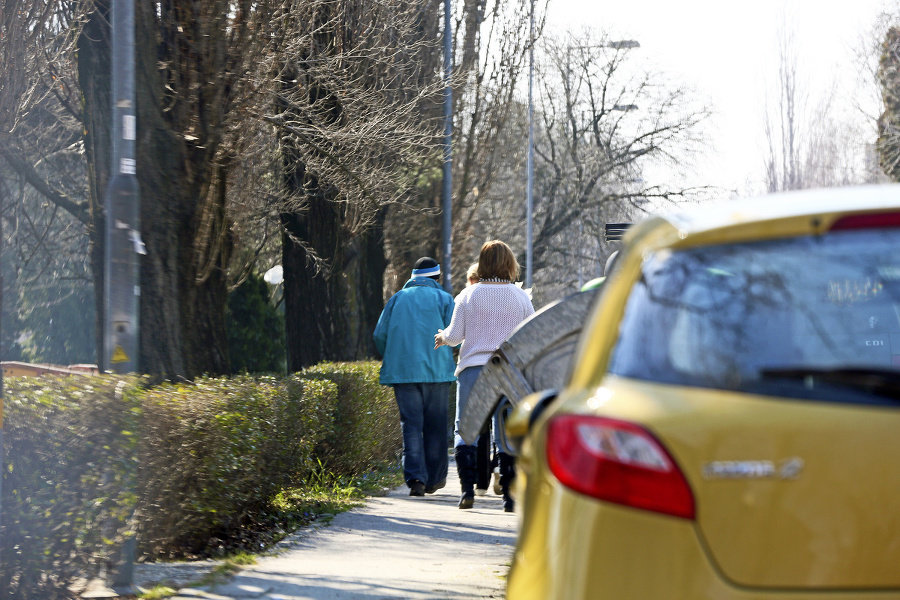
[393, 382, 450, 489]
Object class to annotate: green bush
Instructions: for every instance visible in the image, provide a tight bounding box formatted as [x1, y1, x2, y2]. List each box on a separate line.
[137, 374, 338, 558]
[301, 361, 401, 476]
[0, 362, 402, 598]
[0, 376, 141, 599]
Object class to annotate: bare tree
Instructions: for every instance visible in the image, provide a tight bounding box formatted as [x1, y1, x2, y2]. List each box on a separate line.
[0, 0, 272, 377]
[765, 20, 874, 192]
[764, 24, 806, 192]
[267, 0, 448, 369]
[0, 0, 458, 376]
[439, 0, 537, 287]
[0, 1, 97, 366]
[0, 0, 571, 372]
[878, 26, 900, 180]
[523, 30, 711, 301]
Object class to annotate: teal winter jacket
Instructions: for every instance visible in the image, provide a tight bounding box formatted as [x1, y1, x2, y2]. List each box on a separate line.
[373, 277, 457, 385]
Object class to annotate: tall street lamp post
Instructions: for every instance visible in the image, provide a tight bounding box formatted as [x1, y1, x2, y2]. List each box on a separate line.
[442, 0, 453, 293]
[526, 0, 534, 289]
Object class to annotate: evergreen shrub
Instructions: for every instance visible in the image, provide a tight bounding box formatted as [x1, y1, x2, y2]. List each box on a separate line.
[136, 374, 339, 558]
[225, 273, 285, 374]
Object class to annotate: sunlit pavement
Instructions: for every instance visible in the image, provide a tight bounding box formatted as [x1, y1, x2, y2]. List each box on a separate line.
[168, 458, 516, 599]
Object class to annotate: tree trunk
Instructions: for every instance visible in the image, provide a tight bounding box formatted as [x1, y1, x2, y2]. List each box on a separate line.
[134, 5, 231, 378]
[77, 2, 112, 368]
[345, 208, 388, 358]
[280, 175, 351, 370]
[281, 196, 387, 370]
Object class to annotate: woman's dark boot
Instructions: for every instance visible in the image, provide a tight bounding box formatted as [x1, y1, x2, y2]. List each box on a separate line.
[498, 452, 516, 513]
[475, 433, 491, 496]
[455, 445, 478, 509]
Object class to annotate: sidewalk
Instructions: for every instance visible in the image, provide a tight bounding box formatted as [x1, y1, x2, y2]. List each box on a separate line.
[162, 460, 516, 600]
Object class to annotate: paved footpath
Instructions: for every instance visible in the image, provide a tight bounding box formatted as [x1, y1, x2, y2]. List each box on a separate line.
[166, 461, 516, 600]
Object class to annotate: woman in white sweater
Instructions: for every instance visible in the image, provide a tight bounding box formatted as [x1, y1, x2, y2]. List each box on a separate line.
[434, 240, 534, 510]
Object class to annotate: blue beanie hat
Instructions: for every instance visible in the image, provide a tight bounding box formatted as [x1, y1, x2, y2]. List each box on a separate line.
[412, 257, 441, 279]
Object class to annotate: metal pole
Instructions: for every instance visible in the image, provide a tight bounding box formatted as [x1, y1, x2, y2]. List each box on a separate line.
[103, 0, 140, 593]
[526, 0, 534, 289]
[0, 389, 3, 552]
[0, 198, 4, 538]
[104, 0, 141, 375]
[442, 0, 453, 294]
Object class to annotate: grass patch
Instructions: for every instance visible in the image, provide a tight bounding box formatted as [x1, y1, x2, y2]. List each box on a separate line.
[350, 460, 405, 496]
[191, 553, 258, 588]
[138, 585, 178, 600]
[268, 459, 403, 535]
[227, 551, 257, 566]
[201, 459, 406, 554]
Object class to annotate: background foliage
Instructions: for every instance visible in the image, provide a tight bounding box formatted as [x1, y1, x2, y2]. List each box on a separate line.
[226, 272, 286, 375]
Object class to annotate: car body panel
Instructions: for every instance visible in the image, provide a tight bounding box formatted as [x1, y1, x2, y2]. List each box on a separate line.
[512, 379, 900, 597]
[575, 378, 900, 588]
[510, 482, 900, 600]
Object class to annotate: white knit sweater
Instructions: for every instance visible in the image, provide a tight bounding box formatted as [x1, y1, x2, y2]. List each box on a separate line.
[441, 282, 535, 375]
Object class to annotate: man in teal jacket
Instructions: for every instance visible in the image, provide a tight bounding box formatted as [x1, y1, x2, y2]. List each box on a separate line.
[374, 257, 456, 496]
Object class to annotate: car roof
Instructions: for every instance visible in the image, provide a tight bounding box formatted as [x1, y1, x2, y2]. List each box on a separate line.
[626, 184, 900, 249]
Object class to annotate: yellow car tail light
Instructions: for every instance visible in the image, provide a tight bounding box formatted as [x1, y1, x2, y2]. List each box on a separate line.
[546, 415, 695, 519]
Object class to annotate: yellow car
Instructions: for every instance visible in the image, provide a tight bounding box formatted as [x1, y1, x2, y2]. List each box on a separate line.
[507, 185, 900, 600]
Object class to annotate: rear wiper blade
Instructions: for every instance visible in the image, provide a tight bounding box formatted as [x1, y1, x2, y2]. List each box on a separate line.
[758, 367, 900, 400]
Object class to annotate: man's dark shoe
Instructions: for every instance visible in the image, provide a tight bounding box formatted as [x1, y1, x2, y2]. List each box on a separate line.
[425, 480, 446, 494]
[503, 496, 515, 513]
[458, 490, 475, 509]
[409, 481, 426, 496]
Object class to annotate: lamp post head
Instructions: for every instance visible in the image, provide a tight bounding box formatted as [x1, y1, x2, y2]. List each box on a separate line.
[608, 39, 640, 49]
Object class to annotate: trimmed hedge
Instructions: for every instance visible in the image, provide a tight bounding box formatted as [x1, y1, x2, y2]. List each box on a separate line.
[0, 377, 140, 599]
[302, 362, 404, 475]
[0, 361, 400, 599]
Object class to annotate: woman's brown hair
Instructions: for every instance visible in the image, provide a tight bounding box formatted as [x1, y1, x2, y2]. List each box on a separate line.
[475, 240, 519, 282]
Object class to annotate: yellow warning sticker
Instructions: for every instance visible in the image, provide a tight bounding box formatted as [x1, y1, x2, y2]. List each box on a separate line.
[111, 345, 130, 363]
